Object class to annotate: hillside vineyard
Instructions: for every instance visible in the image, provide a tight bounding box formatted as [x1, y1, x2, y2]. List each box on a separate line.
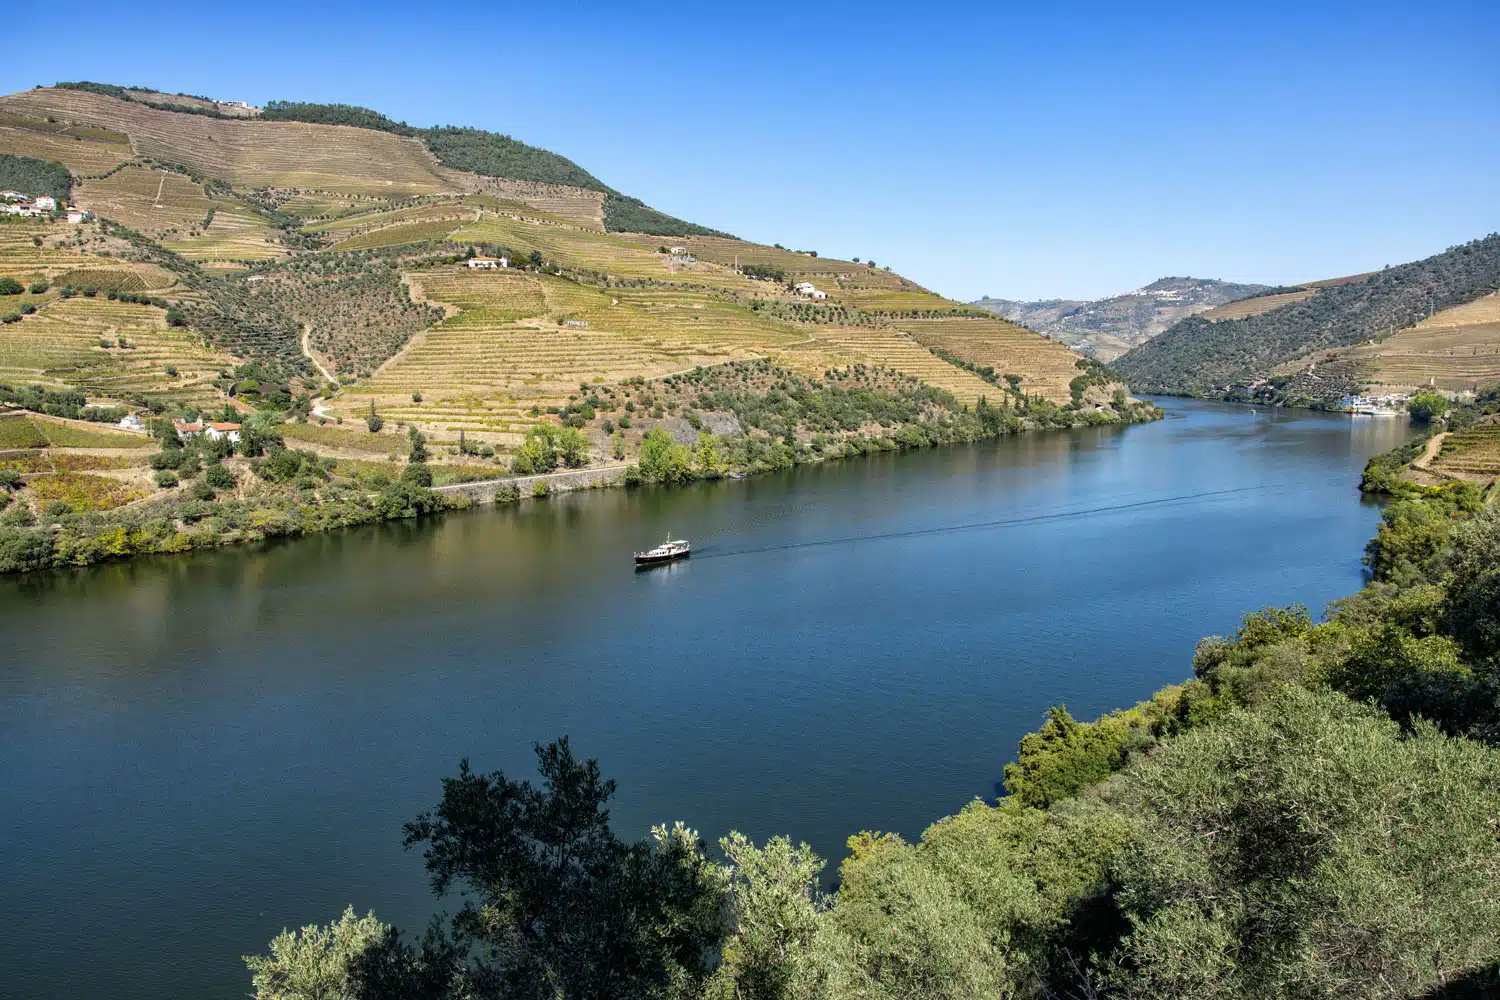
[0, 82, 1158, 575]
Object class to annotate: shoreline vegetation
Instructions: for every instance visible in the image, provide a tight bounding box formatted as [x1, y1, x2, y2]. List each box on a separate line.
[0, 361, 1161, 576]
[243, 408, 1500, 1000]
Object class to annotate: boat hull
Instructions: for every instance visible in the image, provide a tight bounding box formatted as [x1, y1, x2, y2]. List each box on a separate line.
[635, 550, 690, 567]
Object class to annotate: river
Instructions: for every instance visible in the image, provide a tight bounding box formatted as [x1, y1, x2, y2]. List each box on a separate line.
[0, 398, 1414, 999]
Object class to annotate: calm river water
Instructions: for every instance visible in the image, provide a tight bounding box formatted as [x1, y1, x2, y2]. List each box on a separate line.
[1, 398, 1414, 999]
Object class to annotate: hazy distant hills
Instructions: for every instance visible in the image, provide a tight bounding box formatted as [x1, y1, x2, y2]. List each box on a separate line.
[973, 277, 1274, 361]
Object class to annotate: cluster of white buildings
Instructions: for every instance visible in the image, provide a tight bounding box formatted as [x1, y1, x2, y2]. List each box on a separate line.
[1338, 393, 1410, 416]
[1, 190, 92, 222]
[467, 256, 510, 270]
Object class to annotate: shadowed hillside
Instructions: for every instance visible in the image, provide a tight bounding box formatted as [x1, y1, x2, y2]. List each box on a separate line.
[1115, 235, 1500, 403]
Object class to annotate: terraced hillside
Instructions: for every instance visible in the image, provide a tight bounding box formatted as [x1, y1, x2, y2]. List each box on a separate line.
[0, 89, 451, 195]
[1431, 417, 1500, 480]
[0, 110, 135, 176]
[437, 173, 606, 229]
[74, 166, 284, 263]
[1344, 293, 1500, 393]
[894, 316, 1087, 401]
[0, 295, 232, 404]
[0, 221, 234, 403]
[1198, 289, 1316, 322]
[0, 80, 1151, 472]
[343, 268, 793, 442]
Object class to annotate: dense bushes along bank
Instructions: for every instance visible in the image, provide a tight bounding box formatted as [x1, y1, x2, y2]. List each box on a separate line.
[240, 426, 1500, 998]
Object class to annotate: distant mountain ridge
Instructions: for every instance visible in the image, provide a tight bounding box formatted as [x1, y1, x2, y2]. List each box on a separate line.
[973, 277, 1275, 360]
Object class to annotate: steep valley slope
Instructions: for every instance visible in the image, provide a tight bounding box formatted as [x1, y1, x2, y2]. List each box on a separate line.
[1114, 235, 1500, 406]
[0, 82, 1148, 471]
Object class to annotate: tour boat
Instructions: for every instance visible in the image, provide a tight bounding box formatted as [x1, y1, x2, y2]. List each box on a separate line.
[635, 535, 691, 566]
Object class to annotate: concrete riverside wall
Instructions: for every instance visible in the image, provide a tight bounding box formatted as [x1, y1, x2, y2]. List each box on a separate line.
[435, 464, 627, 503]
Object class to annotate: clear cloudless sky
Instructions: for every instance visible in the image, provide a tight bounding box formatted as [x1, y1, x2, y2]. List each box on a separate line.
[4, 0, 1497, 300]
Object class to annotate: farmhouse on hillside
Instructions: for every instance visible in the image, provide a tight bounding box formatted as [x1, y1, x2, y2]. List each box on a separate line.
[793, 281, 828, 300]
[172, 420, 242, 444]
[0, 191, 26, 202]
[669, 247, 688, 255]
[468, 256, 509, 270]
[207, 422, 242, 444]
[66, 209, 93, 224]
[33, 196, 56, 211]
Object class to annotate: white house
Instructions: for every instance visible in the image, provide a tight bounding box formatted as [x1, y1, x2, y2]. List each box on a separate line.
[468, 256, 509, 269]
[176, 420, 242, 444]
[668, 246, 688, 255]
[117, 412, 146, 433]
[0, 204, 35, 216]
[206, 422, 242, 444]
[33, 196, 56, 211]
[66, 209, 93, 224]
[0, 191, 26, 202]
[792, 282, 827, 300]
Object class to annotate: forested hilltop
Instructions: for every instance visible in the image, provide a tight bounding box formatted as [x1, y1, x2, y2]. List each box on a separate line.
[1115, 234, 1500, 403]
[245, 442, 1500, 999]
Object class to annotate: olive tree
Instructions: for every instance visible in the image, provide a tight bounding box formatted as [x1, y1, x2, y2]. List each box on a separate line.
[400, 738, 729, 1000]
[1105, 686, 1500, 999]
[244, 906, 389, 1000]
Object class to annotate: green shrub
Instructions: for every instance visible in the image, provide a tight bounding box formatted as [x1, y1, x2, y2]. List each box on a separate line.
[153, 470, 179, 488]
[204, 464, 236, 490]
[1408, 391, 1449, 422]
[400, 463, 433, 487]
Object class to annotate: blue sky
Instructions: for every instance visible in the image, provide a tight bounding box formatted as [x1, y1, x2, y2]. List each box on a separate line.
[4, 0, 1497, 301]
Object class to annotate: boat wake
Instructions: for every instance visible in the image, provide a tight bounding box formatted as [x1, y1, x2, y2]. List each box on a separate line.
[693, 481, 1341, 562]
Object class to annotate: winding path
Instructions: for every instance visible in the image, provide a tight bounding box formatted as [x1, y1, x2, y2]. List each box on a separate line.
[300, 326, 338, 385]
[1412, 431, 1450, 470]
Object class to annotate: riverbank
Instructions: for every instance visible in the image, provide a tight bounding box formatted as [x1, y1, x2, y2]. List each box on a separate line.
[0, 365, 1162, 575]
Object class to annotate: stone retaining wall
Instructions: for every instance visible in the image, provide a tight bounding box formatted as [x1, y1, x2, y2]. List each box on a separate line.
[436, 464, 626, 503]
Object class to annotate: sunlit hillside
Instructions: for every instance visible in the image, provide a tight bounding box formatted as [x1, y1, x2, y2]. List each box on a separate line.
[0, 81, 1131, 466]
